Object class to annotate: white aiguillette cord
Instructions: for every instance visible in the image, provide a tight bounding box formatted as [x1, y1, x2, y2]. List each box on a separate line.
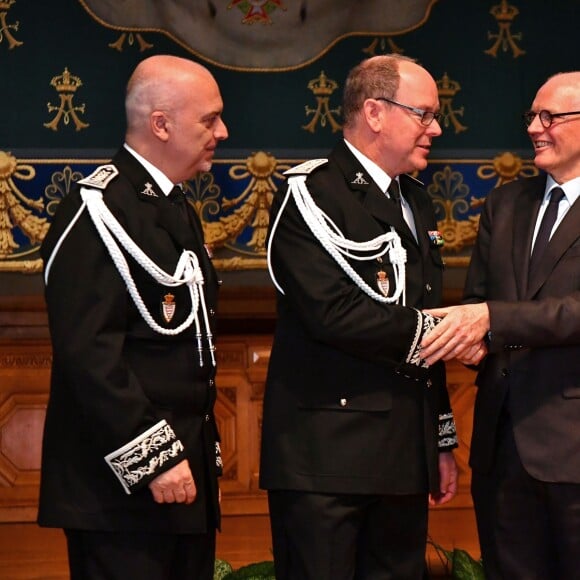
[268, 174, 408, 305]
[45, 188, 215, 367]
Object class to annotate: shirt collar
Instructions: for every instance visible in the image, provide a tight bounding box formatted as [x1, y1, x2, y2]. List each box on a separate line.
[545, 174, 580, 207]
[123, 143, 176, 196]
[343, 138, 397, 194]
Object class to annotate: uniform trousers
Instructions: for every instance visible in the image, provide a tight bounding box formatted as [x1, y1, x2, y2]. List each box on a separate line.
[268, 489, 428, 580]
[65, 528, 216, 580]
[472, 417, 580, 580]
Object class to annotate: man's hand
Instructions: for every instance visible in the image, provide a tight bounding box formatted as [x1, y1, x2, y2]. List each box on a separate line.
[421, 303, 490, 366]
[148, 459, 197, 504]
[429, 451, 458, 506]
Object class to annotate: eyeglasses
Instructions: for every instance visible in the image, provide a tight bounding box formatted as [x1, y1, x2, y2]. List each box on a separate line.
[523, 109, 580, 128]
[374, 96, 442, 126]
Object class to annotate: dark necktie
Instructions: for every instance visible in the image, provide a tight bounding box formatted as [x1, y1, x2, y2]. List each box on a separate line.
[528, 187, 565, 278]
[168, 185, 189, 224]
[387, 179, 402, 211]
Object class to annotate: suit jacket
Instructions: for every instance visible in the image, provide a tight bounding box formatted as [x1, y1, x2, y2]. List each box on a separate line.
[465, 174, 580, 483]
[260, 140, 455, 496]
[38, 148, 222, 532]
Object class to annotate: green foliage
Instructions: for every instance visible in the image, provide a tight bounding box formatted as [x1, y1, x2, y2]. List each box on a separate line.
[217, 548, 485, 580]
[214, 559, 276, 580]
[214, 559, 234, 580]
[428, 539, 485, 580]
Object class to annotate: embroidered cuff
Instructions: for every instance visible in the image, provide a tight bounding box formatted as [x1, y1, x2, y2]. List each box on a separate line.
[215, 441, 223, 476]
[406, 311, 441, 368]
[104, 420, 184, 494]
[438, 412, 458, 450]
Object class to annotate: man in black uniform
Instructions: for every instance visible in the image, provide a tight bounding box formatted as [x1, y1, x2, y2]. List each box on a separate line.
[39, 55, 228, 580]
[260, 54, 458, 580]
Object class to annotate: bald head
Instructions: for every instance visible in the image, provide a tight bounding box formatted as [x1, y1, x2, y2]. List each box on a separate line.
[125, 55, 214, 135]
[540, 71, 580, 102]
[123, 54, 228, 183]
[528, 70, 580, 183]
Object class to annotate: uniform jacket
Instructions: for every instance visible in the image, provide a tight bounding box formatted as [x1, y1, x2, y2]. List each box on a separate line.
[260, 140, 456, 496]
[38, 148, 222, 533]
[465, 174, 580, 483]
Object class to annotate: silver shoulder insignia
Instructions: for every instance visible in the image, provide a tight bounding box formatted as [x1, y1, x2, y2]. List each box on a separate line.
[77, 164, 119, 189]
[351, 172, 369, 185]
[140, 182, 158, 197]
[284, 158, 328, 176]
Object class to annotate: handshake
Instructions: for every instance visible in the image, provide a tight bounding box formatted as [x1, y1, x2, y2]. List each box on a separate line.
[420, 302, 490, 366]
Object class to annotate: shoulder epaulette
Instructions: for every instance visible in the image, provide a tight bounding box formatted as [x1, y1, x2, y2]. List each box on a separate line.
[284, 159, 328, 176]
[401, 173, 424, 187]
[77, 164, 119, 189]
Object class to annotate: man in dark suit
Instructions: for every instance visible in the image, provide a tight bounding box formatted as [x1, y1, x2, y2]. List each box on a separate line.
[260, 54, 458, 580]
[38, 55, 228, 579]
[420, 71, 580, 579]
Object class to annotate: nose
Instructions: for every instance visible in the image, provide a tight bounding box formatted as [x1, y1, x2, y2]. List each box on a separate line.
[429, 117, 443, 137]
[215, 117, 228, 141]
[526, 113, 543, 134]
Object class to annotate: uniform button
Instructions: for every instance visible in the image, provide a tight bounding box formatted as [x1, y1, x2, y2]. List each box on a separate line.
[205, 414, 210, 422]
[209, 308, 215, 316]
[208, 379, 215, 387]
[501, 369, 509, 377]
[377, 257, 383, 263]
[218, 279, 223, 286]
[426, 379, 432, 388]
[340, 398, 347, 407]
[425, 283, 432, 293]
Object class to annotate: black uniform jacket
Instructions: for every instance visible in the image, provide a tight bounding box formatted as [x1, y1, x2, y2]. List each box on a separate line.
[260, 141, 455, 496]
[465, 174, 580, 483]
[38, 148, 221, 533]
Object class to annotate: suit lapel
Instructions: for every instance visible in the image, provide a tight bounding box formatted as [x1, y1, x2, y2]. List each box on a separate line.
[111, 148, 216, 281]
[527, 191, 580, 298]
[401, 176, 431, 257]
[512, 179, 544, 298]
[330, 141, 416, 244]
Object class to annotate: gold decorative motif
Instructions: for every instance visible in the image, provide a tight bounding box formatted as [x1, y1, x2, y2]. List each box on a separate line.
[427, 165, 479, 254]
[203, 152, 290, 266]
[303, 71, 342, 134]
[45, 165, 84, 217]
[0, 0, 23, 49]
[0, 353, 52, 368]
[485, 0, 525, 58]
[436, 73, 467, 134]
[228, 0, 287, 24]
[0, 151, 49, 269]
[475, 151, 538, 203]
[109, 32, 153, 52]
[212, 256, 269, 271]
[44, 68, 90, 132]
[362, 36, 404, 56]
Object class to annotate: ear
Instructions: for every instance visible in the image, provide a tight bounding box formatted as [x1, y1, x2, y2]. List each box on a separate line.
[362, 98, 383, 134]
[151, 111, 170, 142]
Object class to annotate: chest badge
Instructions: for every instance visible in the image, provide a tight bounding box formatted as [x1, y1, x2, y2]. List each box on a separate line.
[376, 270, 390, 297]
[162, 293, 176, 323]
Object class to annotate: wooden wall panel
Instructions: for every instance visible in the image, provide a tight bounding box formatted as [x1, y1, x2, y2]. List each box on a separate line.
[0, 345, 51, 522]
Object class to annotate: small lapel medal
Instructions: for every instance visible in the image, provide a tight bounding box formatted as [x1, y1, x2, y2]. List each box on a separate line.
[162, 293, 176, 323]
[428, 230, 445, 248]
